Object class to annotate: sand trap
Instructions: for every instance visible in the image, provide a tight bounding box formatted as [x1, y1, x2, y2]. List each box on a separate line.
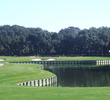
[46, 59, 56, 61]
[32, 58, 56, 61]
[0, 59, 6, 61]
[0, 63, 4, 66]
[32, 59, 42, 61]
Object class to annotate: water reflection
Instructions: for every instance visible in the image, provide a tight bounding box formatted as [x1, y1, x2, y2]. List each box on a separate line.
[44, 65, 110, 87]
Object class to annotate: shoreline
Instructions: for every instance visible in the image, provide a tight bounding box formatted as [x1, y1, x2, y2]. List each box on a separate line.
[10, 60, 110, 66]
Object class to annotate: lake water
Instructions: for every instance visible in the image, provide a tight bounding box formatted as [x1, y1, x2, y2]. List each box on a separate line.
[44, 65, 110, 87]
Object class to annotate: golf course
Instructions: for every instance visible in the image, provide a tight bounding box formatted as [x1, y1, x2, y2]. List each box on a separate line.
[0, 56, 110, 100]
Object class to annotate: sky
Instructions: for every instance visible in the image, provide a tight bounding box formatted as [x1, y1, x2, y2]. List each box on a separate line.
[0, 0, 110, 32]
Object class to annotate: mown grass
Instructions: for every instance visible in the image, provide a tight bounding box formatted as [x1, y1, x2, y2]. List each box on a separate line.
[0, 86, 110, 100]
[0, 56, 110, 100]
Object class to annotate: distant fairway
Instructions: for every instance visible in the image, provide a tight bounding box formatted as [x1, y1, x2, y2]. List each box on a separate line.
[1, 56, 110, 62]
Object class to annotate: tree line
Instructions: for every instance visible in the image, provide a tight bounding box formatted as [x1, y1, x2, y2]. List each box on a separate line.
[0, 25, 110, 56]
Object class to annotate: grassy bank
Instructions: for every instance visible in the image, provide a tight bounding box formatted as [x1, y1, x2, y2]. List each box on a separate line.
[0, 56, 110, 100]
[0, 63, 55, 86]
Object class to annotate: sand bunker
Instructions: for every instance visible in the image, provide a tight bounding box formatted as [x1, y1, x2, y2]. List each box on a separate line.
[46, 59, 56, 61]
[0, 63, 4, 66]
[32, 58, 56, 61]
[0, 59, 6, 61]
[32, 59, 42, 61]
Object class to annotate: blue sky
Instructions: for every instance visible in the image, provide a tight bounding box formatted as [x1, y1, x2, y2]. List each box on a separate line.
[0, 0, 110, 32]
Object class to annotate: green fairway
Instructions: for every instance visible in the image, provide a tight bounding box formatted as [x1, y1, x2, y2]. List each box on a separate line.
[57, 56, 110, 61]
[0, 56, 110, 100]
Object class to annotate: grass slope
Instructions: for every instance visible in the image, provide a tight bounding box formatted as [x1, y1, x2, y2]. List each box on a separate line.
[0, 63, 55, 85]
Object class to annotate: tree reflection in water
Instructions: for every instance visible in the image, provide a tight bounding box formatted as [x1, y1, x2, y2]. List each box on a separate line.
[44, 65, 110, 87]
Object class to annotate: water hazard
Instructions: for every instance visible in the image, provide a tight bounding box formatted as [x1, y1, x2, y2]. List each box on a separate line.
[44, 65, 110, 87]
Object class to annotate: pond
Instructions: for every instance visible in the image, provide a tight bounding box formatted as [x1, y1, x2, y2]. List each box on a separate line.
[44, 64, 110, 87]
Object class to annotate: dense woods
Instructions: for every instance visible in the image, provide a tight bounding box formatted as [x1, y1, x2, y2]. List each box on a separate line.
[0, 25, 110, 56]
